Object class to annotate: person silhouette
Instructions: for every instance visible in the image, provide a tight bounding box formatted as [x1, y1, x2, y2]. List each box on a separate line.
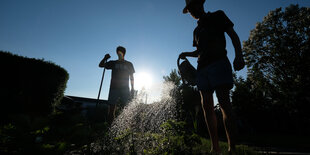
[99, 46, 135, 123]
[179, 0, 245, 153]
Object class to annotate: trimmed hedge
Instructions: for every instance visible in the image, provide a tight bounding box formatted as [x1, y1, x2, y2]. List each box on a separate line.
[0, 51, 69, 116]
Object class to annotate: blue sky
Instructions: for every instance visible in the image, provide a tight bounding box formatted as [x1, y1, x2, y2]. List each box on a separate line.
[1, 0, 309, 101]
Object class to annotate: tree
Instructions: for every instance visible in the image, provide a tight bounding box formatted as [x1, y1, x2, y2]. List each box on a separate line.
[163, 69, 208, 136]
[239, 4, 310, 133]
[163, 69, 182, 88]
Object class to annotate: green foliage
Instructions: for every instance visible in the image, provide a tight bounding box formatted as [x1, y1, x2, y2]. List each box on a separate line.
[0, 110, 109, 154]
[98, 117, 254, 154]
[163, 69, 182, 88]
[141, 120, 257, 154]
[237, 4, 310, 133]
[243, 4, 310, 109]
[163, 69, 207, 137]
[0, 51, 69, 116]
[232, 76, 275, 132]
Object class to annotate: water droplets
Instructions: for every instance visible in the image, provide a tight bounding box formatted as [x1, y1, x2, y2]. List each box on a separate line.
[93, 81, 178, 154]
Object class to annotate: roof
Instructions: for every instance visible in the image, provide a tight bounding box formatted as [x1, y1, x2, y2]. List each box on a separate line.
[66, 95, 109, 105]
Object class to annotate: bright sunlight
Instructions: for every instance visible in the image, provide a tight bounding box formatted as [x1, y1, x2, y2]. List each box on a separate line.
[134, 71, 153, 90]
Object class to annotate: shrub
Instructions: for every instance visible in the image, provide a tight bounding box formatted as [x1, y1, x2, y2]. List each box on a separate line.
[0, 51, 69, 117]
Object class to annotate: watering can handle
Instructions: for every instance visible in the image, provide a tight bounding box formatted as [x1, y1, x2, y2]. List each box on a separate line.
[177, 57, 188, 85]
[177, 57, 188, 69]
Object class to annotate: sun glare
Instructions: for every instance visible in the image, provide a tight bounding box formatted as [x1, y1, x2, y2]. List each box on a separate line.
[134, 72, 153, 90]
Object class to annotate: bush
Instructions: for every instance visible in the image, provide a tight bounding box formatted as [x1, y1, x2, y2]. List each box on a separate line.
[0, 51, 69, 117]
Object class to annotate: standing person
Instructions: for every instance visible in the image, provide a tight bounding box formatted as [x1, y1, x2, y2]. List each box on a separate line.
[99, 46, 135, 123]
[179, 0, 245, 153]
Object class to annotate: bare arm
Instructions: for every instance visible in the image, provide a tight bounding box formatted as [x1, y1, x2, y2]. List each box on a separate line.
[226, 27, 245, 71]
[99, 59, 106, 67]
[179, 49, 199, 59]
[99, 54, 111, 68]
[130, 73, 134, 91]
[226, 27, 242, 57]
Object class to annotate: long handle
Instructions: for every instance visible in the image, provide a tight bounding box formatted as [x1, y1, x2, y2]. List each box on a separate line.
[96, 65, 106, 107]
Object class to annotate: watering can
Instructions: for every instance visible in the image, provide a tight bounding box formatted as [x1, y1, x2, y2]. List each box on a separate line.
[177, 57, 197, 86]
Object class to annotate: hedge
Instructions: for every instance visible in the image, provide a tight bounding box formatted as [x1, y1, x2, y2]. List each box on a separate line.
[0, 51, 69, 116]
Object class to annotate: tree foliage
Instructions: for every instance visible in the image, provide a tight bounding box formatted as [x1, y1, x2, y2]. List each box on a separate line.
[163, 69, 182, 88]
[236, 4, 310, 133]
[163, 69, 209, 136]
[0, 51, 69, 117]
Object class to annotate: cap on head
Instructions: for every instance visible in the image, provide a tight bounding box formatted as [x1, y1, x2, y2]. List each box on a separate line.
[183, 0, 205, 14]
[116, 46, 126, 56]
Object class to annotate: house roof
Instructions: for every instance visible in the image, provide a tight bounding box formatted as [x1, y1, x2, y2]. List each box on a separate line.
[66, 95, 109, 105]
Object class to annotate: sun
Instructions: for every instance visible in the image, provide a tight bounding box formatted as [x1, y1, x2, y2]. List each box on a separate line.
[134, 72, 153, 90]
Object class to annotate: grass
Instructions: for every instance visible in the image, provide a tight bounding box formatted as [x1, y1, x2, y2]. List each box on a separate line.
[239, 133, 310, 152]
[179, 135, 257, 154]
[191, 137, 257, 154]
[1, 111, 258, 154]
[105, 119, 258, 155]
[0, 110, 109, 155]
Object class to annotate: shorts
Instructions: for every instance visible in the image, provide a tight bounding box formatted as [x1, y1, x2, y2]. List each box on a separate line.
[108, 87, 130, 105]
[197, 58, 233, 92]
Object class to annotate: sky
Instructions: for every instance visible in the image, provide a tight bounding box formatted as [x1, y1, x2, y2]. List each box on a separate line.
[1, 0, 309, 102]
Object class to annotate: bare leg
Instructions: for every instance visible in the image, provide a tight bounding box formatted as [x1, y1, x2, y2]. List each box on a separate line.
[200, 91, 221, 153]
[216, 87, 237, 152]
